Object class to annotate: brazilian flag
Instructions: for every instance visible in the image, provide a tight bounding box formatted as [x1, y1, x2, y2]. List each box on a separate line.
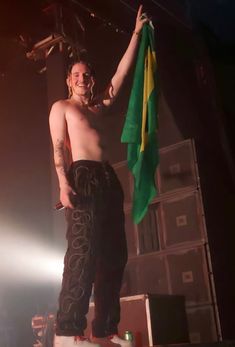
[121, 23, 159, 224]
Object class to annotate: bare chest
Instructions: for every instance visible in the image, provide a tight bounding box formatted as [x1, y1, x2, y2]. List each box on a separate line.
[65, 105, 103, 132]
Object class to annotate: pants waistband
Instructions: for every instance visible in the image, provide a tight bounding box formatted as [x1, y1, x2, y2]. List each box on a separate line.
[70, 160, 110, 170]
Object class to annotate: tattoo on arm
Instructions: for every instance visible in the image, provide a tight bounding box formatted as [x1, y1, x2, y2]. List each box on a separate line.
[54, 139, 67, 177]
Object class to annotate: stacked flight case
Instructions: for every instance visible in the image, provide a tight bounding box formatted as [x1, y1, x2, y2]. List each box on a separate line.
[85, 293, 189, 347]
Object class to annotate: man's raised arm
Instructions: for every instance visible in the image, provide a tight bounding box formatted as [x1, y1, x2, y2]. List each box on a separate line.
[103, 5, 149, 106]
[49, 101, 75, 209]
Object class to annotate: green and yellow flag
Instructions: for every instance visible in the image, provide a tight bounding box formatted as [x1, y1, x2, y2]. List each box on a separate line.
[121, 23, 159, 224]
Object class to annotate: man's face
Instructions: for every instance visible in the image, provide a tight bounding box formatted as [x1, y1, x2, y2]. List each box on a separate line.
[68, 63, 94, 97]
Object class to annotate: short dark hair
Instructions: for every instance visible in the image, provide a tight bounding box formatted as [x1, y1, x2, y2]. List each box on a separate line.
[67, 60, 95, 78]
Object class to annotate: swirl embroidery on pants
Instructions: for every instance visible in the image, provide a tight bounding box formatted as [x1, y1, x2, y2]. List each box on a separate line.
[60, 205, 93, 315]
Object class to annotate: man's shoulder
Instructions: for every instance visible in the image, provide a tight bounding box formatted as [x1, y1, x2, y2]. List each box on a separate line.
[49, 99, 71, 122]
[52, 98, 70, 109]
[50, 99, 71, 116]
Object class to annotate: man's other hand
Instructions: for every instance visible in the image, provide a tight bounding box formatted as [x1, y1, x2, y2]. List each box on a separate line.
[60, 184, 76, 209]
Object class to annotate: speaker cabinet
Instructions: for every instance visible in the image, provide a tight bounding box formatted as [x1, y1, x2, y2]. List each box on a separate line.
[186, 305, 218, 343]
[158, 139, 197, 194]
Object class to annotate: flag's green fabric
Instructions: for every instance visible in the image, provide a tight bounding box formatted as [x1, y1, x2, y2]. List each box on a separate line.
[121, 24, 159, 224]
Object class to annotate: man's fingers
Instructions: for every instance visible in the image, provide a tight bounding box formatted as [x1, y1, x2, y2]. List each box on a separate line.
[68, 197, 75, 209]
[62, 197, 75, 209]
[142, 17, 149, 24]
[137, 4, 143, 18]
[66, 200, 74, 209]
[140, 12, 147, 19]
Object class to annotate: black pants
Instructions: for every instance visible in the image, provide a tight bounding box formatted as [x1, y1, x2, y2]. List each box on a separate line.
[56, 160, 128, 337]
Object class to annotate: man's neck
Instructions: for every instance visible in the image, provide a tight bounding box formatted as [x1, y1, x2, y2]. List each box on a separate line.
[70, 94, 91, 106]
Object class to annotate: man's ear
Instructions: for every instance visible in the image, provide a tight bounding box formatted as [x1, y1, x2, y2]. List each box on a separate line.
[66, 76, 72, 98]
[66, 76, 71, 88]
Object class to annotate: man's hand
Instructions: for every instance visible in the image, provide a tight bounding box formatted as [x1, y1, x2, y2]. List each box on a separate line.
[103, 4, 150, 106]
[134, 5, 150, 34]
[60, 184, 76, 209]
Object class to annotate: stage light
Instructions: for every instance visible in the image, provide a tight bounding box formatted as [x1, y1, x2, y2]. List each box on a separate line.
[0, 222, 64, 284]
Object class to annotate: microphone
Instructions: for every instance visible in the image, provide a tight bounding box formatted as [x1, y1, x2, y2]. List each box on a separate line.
[54, 201, 65, 210]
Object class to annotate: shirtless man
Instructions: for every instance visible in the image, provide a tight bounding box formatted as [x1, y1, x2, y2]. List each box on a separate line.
[49, 6, 148, 347]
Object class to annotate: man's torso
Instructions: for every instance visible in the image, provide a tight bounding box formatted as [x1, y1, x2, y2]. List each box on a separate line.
[62, 99, 107, 162]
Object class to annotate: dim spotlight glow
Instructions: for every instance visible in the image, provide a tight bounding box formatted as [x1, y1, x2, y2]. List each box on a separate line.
[0, 225, 64, 284]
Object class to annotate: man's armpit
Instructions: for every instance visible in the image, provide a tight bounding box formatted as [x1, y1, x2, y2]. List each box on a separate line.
[101, 82, 115, 106]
